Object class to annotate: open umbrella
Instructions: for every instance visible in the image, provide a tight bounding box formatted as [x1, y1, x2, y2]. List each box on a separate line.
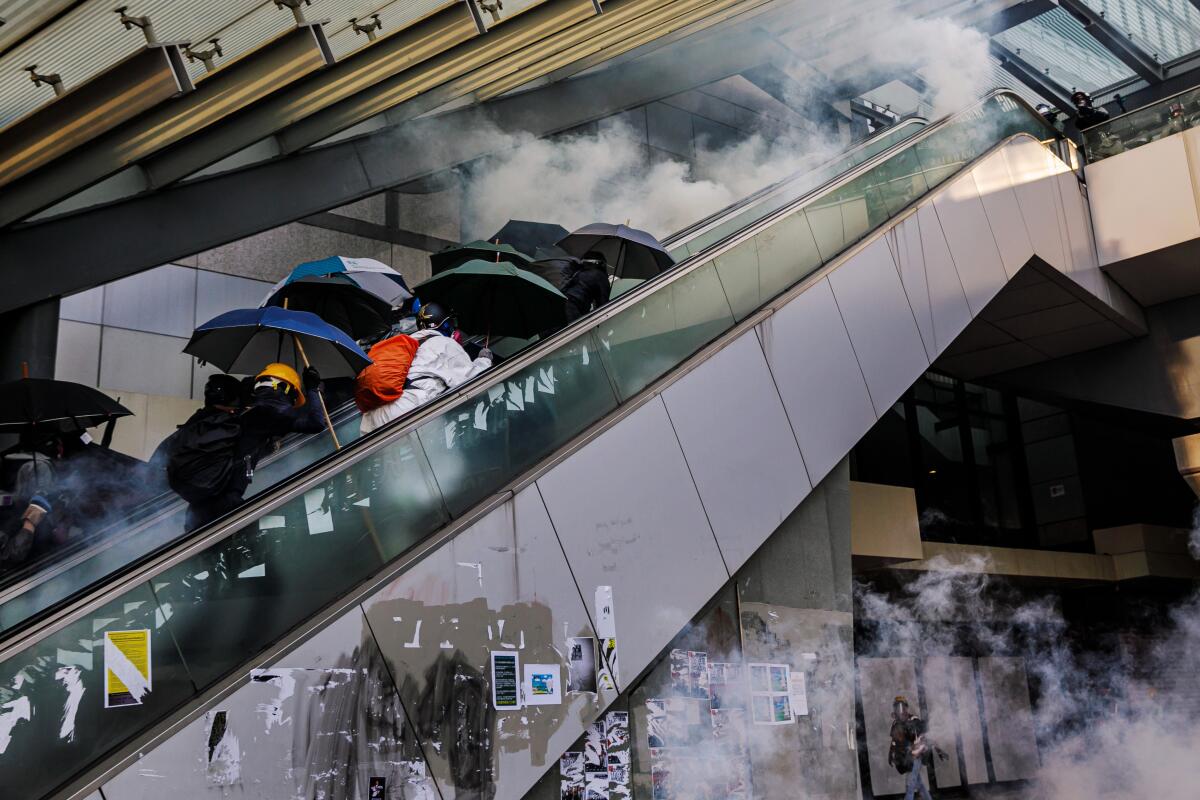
[524, 245, 579, 290]
[430, 240, 533, 275]
[414, 259, 566, 340]
[556, 222, 675, 280]
[185, 307, 372, 378]
[0, 378, 132, 433]
[490, 220, 569, 256]
[261, 274, 391, 341]
[267, 256, 413, 308]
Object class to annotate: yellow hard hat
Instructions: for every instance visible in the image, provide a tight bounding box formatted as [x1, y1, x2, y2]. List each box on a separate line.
[256, 362, 305, 407]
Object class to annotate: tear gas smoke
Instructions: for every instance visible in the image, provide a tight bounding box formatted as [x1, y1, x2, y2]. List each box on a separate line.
[856, 555, 1200, 800]
[459, 5, 995, 241]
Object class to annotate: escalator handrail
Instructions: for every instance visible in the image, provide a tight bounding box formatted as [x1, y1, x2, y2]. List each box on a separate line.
[0, 88, 1056, 657]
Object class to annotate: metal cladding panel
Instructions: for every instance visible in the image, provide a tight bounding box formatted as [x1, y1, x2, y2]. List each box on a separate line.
[857, 656, 927, 797]
[536, 397, 729, 686]
[947, 656, 989, 784]
[969, 148, 1034, 280]
[919, 656, 966, 788]
[758, 277, 876, 485]
[100, 608, 437, 800]
[888, 219, 934, 360]
[1054, 169, 1108, 304]
[977, 656, 1041, 781]
[0, 47, 185, 187]
[827, 237, 930, 417]
[361, 487, 615, 800]
[930, 170, 1008, 316]
[661, 330, 811, 573]
[915, 204, 973, 355]
[1002, 136, 1070, 272]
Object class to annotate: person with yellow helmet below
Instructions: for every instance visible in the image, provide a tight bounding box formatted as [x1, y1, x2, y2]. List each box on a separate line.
[165, 364, 325, 530]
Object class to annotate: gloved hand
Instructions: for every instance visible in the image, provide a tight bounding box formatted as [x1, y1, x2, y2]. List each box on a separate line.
[478, 347, 493, 363]
[302, 366, 322, 392]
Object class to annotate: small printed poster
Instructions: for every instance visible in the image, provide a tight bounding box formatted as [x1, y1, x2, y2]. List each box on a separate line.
[599, 636, 619, 687]
[688, 651, 710, 699]
[790, 669, 809, 717]
[707, 662, 745, 710]
[567, 637, 597, 693]
[524, 663, 563, 706]
[604, 710, 629, 750]
[605, 710, 631, 798]
[560, 751, 584, 799]
[583, 720, 605, 772]
[669, 649, 690, 694]
[368, 777, 386, 799]
[646, 699, 668, 748]
[749, 662, 793, 725]
[491, 651, 521, 710]
[104, 629, 152, 708]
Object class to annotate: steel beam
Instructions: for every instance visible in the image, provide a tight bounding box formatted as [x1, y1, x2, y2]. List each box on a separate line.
[0, 24, 333, 229]
[1057, 0, 1165, 84]
[972, 0, 1054, 35]
[0, 22, 783, 314]
[990, 41, 1075, 110]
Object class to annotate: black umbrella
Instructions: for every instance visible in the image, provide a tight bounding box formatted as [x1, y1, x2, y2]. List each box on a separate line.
[414, 259, 567, 339]
[262, 275, 392, 341]
[556, 223, 675, 280]
[0, 378, 132, 433]
[524, 245, 579, 290]
[430, 240, 534, 275]
[490, 220, 570, 256]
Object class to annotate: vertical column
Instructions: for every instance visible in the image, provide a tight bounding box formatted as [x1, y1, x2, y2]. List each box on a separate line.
[0, 297, 60, 380]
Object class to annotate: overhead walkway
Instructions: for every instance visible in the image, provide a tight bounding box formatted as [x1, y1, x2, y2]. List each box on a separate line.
[0, 92, 1143, 800]
[0, 115, 928, 639]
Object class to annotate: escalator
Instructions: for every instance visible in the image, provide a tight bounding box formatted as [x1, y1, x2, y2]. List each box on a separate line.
[0, 91, 1092, 800]
[0, 115, 928, 637]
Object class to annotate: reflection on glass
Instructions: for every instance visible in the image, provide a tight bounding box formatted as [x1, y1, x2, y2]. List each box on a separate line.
[994, 7, 1134, 92]
[1083, 84, 1200, 161]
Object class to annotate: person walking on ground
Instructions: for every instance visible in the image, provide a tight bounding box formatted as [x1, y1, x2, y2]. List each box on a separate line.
[888, 695, 947, 800]
[164, 367, 324, 529]
[359, 302, 492, 434]
[562, 251, 612, 322]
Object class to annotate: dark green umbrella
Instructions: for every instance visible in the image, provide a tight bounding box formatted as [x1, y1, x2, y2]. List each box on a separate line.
[414, 259, 566, 339]
[429, 240, 534, 275]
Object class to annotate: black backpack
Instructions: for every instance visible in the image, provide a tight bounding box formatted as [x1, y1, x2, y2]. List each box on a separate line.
[165, 410, 243, 504]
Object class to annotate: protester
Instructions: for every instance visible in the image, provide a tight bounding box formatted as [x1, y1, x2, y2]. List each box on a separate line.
[0, 432, 60, 569]
[887, 695, 947, 800]
[1072, 91, 1110, 130]
[359, 302, 492, 434]
[562, 250, 612, 322]
[164, 367, 324, 529]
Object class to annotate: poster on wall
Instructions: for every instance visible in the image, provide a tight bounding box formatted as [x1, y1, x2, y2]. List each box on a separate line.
[707, 662, 745, 710]
[595, 586, 619, 688]
[491, 651, 521, 710]
[560, 751, 585, 799]
[524, 663, 563, 706]
[104, 629, 152, 708]
[749, 663, 793, 725]
[790, 668, 809, 717]
[688, 651, 710, 699]
[567, 637, 597, 693]
[606, 710, 631, 798]
[646, 699, 668, 748]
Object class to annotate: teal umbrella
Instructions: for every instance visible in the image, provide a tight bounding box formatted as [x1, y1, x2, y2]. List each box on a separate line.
[414, 259, 566, 339]
[430, 240, 533, 275]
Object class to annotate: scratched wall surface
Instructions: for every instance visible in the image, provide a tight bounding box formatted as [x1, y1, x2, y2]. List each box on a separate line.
[100, 609, 436, 799]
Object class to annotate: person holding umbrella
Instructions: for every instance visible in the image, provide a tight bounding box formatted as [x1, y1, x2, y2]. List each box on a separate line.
[359, 303, 492, 434]
[562, 251, 612, 322]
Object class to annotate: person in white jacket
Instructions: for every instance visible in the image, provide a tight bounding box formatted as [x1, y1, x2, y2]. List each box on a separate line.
[360, 302, 492, 434]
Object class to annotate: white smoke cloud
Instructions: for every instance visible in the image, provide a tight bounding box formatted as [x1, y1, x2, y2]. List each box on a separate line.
[856, 555, 1200, 800]
[459, 5, 998, 243]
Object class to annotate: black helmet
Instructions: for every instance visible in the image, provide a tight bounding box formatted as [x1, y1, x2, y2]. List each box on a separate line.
[580, 250, 608, 271]
[204, 373, 243, 408]
[416, 301, 452, 334]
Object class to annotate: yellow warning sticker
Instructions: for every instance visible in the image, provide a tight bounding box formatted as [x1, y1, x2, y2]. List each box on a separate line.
[104, 629, 152, 708]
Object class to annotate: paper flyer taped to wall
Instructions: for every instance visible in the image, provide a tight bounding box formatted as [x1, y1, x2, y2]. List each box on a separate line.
[790, 668, 809, 717]
[567, 636, 597, 693]
[491, 651, 521, 710]
[104, 629, 151, 708]
[560, 751, 584, 799]
[523, 663, 563, 706]
[749, 662, 793, 725]
[594, 586, 619, 687]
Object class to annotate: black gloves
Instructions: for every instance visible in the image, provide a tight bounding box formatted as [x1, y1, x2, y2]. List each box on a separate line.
[302, 366, 322, 392]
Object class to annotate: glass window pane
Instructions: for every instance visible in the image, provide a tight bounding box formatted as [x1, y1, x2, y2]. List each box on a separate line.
[417, 332, 619, 515]
[597, 262, 735, 399]
[994, 7, 1134, 93]
[712, 239, 763, 322]
[0, 583, 194, 800]
[1083, 0, 1200, 62]
[154, 431, 447, 687]
[752, 210, 824, 301]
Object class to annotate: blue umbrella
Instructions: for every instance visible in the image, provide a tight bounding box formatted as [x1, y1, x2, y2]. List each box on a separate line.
[556, 223, 675, 280]
[185, 307, 372, 379]
[265, 256, 413, 308]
